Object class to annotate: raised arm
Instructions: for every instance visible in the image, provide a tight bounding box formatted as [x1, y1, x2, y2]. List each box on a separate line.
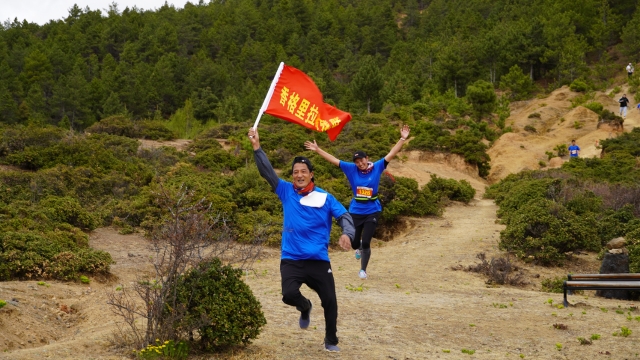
[384, 124, 410, 162]
[304, 140, 340, 166]
[248, 128, 279, 191]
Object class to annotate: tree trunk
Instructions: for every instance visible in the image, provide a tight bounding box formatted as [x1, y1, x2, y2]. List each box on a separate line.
[454, 78, 458, 98]
[367, 98, 371, 114]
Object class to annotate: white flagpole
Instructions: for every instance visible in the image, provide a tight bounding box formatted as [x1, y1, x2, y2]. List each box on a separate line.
[252, 62, 285, 130]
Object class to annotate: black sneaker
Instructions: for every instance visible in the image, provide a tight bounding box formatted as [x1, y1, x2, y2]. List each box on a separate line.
[299, 302, 312, 329]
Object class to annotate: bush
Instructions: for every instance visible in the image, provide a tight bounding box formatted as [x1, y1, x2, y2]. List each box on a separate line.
[583, 102, 604, 114]
[524, 125, 537, 133]
[570, 79, 589, 92]
[541, 277, 566, 293]
[174, 258, 266, 350]
[0, 299, 5, 309]
[426, 174, 475, 203]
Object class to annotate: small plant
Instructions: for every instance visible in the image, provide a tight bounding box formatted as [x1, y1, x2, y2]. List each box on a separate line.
[469, 324, 476, 327]
[552, 312, 557, 316]
[528, 113, 541, 119]
[538, 161, 546, 168]
[135, 339, 189, 360]
[553, 323, 568, 330]
[590, 334, 601, 340]
[80, 276, 90, 284]
[582, 311, 586, 315]
[545, 151, 555, 160]
[395, 283, 401, 288]
[37, 281, 46, 286]
[345, 284, 365, 292]
[461, 348, 476, 355]
[547, 298, 554, 305]
[556, 343, 562, 351]
[442, 349, 451, 353]
[493, 303, 508, 308]
[520, 354, 525, 358]
[635, 316, 640, 322]
[524, 124, 537, 133]
[577, 337, 592, 345]
[559, 117, 566, 122]
[556, 304, 564, 309]
[620, 326, 632, 337]
[0, 300, 6, 309]
[573, 121, 583, 129]
[554, 143, 568, 157]
[601, 307, 608, 313]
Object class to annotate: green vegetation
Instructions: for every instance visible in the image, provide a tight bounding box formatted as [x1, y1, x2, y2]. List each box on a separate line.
[486, 129, 640, 267]
[174, 258, 266, 350]
[0, 300, 6, 309]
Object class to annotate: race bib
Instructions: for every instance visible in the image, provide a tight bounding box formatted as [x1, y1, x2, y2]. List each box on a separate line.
[571, 150, 577, 155]
[356, 186, 373, 199]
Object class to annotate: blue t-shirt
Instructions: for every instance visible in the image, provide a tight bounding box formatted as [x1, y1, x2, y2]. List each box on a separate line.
[275, 179, 347, 262]
[339, 158, 387, 215]
[568, 145, 580, 157]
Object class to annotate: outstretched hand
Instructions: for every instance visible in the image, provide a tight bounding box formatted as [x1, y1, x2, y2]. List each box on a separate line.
[304, 140, 319, 152]
[338, 234, 351, 251]
[400, 124, 410, 139]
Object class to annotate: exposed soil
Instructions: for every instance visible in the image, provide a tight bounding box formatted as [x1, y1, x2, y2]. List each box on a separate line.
[2, 88, 640, 359]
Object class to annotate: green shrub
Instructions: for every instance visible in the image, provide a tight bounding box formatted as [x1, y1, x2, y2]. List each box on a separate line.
[528, 113, 541, 119]
[85, 115, 137, 137]
[174, 258, 266, 350]
[583, 102, 604, 114]
[570, 79, 589, 92]
[0, 230, 113, 280]
[0, 299, 5, 309]
[541, 277, 566, 293]
[426, 174, 475, 203]
[524, 125, 537, 133]
[554, 144, 568, 157]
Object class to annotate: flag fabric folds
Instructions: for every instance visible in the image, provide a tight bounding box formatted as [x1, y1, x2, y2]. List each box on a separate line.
[263, 65, 351, 141]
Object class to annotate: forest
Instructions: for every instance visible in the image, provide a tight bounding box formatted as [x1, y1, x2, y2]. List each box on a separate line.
[0, 0, 639, 129]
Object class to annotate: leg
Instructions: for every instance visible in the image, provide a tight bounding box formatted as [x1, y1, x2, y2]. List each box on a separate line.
[280, 260, 311, 312]
[351, 222, 364, 250]
[305, 261, 339, 346]
[359, 220, 378, 272]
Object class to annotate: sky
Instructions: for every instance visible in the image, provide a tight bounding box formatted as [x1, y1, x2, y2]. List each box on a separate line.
[1, 0, 192, 25]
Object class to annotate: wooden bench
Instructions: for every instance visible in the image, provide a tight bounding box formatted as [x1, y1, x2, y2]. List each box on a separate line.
[562, 273, 640, 307]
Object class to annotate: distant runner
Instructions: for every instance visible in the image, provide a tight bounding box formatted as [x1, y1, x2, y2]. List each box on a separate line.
[305, 125, 410, 280]
[568, 139, 580, 158]
[619, 94, 630, 118]
[248, 127, 354, 353]
[627, 63, 634, 78]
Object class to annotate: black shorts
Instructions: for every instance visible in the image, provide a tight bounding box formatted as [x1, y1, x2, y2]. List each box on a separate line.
[350, 212, 381, 227]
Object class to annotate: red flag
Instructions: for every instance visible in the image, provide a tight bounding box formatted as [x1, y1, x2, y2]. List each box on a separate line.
[263, 65, 351, 141]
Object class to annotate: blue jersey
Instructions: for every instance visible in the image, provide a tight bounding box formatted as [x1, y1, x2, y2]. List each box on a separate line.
[275, 179, 347, 262]
[568, 145, 580, 157]
[339, 158, 387, 215]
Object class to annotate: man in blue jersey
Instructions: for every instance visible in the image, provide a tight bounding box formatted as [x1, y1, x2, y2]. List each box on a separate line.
[248, 127, 354, 353]
[305, 124, 410, 280]
[568, 139, 580, 158]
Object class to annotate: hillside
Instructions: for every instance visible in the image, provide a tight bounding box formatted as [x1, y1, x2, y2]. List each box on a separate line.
[488, 85, 640, 183]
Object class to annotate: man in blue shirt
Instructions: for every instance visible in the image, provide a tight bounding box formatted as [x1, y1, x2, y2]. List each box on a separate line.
[305, 125, 410, 280]
[569, 139, 580, 158]
[248, 127, 354, 353]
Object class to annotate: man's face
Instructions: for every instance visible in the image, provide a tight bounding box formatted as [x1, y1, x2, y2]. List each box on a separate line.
[572, 141, 576, 145]
[292, 163, 313, 188]
[354, 157, 369, 171]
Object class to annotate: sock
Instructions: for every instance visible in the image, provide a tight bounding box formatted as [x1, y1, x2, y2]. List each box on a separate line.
[361, 248, 371, 272]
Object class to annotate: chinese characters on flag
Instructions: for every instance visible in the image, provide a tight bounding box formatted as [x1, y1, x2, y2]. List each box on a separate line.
[264, 65, 351, 141]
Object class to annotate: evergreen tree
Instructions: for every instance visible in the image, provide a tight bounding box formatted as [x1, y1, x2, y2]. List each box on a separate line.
[350, 55, 384, 114]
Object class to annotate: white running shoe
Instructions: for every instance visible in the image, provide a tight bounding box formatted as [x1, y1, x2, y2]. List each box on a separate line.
[355, 249, 361, 260]
[358, 269, 368, 279]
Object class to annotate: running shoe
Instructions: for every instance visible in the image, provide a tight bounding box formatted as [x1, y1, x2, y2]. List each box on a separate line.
[324, 343, 340, 352]
[355, 249, 362, 260]
[358, 269, 368, 279]
[299, 302, 312, 329]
